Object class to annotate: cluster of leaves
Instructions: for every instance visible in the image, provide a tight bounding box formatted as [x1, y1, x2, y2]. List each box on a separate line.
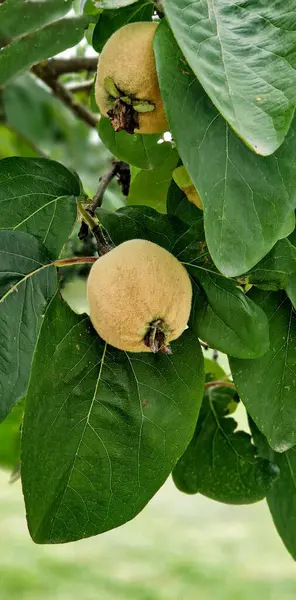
[1, 0, 296, 562]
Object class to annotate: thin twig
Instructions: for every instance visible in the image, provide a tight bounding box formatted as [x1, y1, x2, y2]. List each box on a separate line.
[90, 161, 120, 213]
[204, 380, 236, 390]
[54, 256, 97, 267]
[89, 160, 131, 213]
[66, 79, 94, 94]
[32, 64, 99, 128]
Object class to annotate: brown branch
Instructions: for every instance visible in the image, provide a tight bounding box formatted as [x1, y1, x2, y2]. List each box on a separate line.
[47, 57, 98, 76]
[32, 63, 99, 128]
[90, 161, 120, 212]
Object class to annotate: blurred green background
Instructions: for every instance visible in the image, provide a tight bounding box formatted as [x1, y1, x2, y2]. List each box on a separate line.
[1, 26, 296, 600]
[1, 469, 296, 600]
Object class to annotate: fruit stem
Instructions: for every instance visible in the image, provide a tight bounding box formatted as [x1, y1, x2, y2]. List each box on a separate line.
[144, 319, 172, 354]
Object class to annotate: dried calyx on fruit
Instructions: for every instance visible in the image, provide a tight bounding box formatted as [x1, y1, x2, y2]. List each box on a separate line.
[87, 239, 192, 353]
[95, 22, 168, 135]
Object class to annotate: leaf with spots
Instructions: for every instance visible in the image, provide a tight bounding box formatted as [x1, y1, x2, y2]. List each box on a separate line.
[0, 230, 57, 422]
[173, 385, 278, 504]
[21, 293, 204, 543]
[0, 157, 79, 259]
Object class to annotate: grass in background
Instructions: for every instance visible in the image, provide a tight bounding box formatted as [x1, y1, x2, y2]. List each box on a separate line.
[0, 471, 295, 600]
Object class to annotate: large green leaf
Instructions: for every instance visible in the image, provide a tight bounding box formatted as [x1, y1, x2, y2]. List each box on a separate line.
[0, 231, 57, 422]
[128, 149, 179, 213]
[190, 271, 270, 359]
[0, 157, 79, 259]
[164, 0, 296, 157]
[92, 0, 153, 53]
[98, 117, 173, 170]
[173, 386, 278, 504]
[0, 0, 73, 39]
[230, 290, 296, 452]
[154, 21, 296, 277]
[0, 15, 90, 86]
[249, 418, 296, 560]
[21, 293, 204, 543]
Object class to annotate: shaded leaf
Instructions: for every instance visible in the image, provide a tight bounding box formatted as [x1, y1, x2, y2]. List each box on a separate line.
[0, 0, 73, 39]
[154, 21, 296, 277]
[127, 148, 178, 213]
[0, 157, 79, 259]
[0, 231, 57, 422]
[247, 238, 296, 291]
[230, 290, 296, 452]
[98, 205, 186, 251]
[21, 293, 204, 543]
[286, 273, 296, 307]
[190, 270, 270, 359]
[173, 386, 278, 504]
[92, 0, 153, 53]
[167, 177, 203, 225]
[0, 15, 90, 86]
[98, 117, 173, 170]
[164, 0, 296, 156]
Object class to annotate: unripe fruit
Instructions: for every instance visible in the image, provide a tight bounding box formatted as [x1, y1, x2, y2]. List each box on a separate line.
[87, 239, 192, 353]
[95, 22, 168, 135]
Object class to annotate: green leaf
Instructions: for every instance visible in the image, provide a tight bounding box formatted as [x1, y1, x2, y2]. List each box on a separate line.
[21, 293, 204, 543]
[230, 290, 296, 452]
[0, 231, 57, 422]
[0, 15, 90, 86]
[189, 270, 270, 359]
[128, 149, 179, 213]
[0, 0, 73, 39]
[154, 21, 296, 277]
[247, 238, 296, 291]
[164, 1, 296, 157]
[173, 386, 278, 504]
[0, 399, 24, 472]
[167, 178, 203, 225]
[249, 418, 296, 560]
[92, 0, 153, 53]
[98, 117, 173, 170]
[0, 157, 79, 259]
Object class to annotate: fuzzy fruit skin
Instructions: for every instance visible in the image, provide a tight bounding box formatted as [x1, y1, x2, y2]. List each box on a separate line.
[87, 239, 192, 352]
[95, 22, 168, 134]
